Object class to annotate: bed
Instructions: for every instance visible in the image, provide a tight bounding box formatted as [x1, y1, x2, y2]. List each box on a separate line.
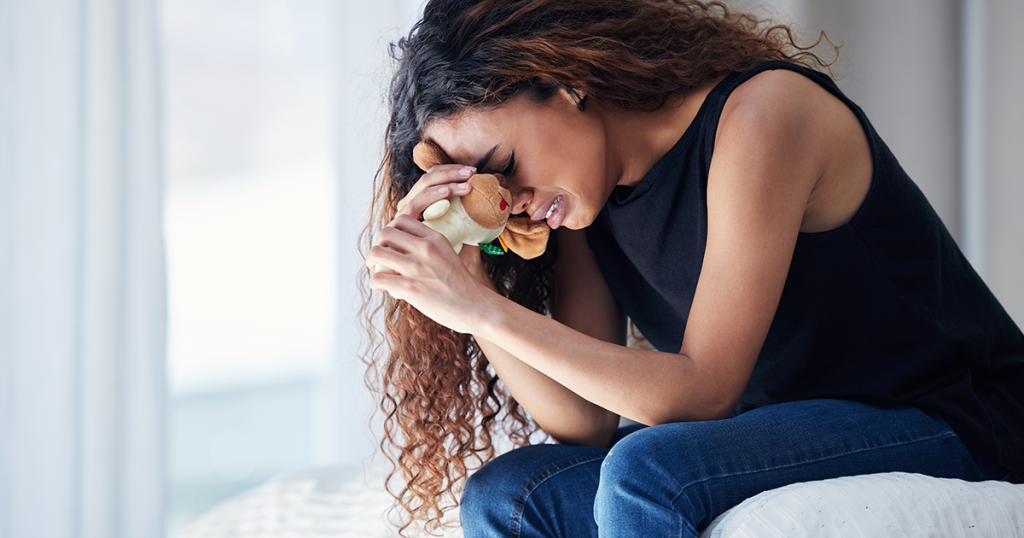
[177, 467, 1024, 537]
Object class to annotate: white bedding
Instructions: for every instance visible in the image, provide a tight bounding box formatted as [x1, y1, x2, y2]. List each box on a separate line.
[179, 468, 1023, 538]
[177, 467, 404, 538]
[700, 472, 1024, 538]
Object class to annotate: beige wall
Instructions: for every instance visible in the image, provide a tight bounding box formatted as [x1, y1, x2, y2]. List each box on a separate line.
[985, 0, 1024, 325]
[805, 0, 963, 239]
[728, 0, 1024, 325]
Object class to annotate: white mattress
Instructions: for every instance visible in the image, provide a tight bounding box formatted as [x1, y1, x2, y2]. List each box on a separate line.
[179, 468, 1023, 538]
[700, 472, 1024, 538]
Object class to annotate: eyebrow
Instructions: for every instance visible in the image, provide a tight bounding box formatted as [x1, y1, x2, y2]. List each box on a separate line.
[474, 145, 498, 171]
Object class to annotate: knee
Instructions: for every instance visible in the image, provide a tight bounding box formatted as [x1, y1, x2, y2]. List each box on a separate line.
[462, 443, 607, 538]
[599, 425, 696, 490]
[461, 447, 532, 535]
[594, 425, 703, 527]
[461, 444, 564, 536]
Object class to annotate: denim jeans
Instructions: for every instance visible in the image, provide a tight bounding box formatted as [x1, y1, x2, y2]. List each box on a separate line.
[460, 399, 1004, 538]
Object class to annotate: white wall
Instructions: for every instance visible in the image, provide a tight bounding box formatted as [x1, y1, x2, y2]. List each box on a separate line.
[331, 0, 426, 468]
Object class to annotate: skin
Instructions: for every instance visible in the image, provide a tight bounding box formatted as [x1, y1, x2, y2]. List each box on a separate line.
[367, 70, 872, 447]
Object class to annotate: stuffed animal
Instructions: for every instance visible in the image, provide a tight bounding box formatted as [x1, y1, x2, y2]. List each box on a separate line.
[375, 141, 549, 275]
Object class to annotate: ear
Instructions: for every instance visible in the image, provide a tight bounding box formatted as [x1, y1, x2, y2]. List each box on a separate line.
[499, 217, 550, 259]
[412, 139, 452, 171]
[566, 88, 588, 111]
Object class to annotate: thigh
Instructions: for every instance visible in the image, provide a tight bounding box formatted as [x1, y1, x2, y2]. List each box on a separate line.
[595, 399, 988, 538]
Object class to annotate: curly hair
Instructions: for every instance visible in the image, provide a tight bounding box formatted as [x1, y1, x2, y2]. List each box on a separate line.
[359, 0, 838, 534]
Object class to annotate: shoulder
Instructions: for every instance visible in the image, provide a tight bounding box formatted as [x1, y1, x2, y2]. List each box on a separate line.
[718, 68, 833, 147]
[710, 68, 840, 192]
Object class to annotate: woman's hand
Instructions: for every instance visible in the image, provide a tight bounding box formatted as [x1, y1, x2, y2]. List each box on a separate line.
[366, 164, 494, 333]
[394, 164, 475, 220]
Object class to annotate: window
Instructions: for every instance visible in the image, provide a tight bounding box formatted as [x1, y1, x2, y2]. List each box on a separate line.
[161, 0, 336, 533]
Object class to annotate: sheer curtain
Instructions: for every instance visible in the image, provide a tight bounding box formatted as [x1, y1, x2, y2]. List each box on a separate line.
[330, 0, 424, 469]
[0, 0, 165, 537]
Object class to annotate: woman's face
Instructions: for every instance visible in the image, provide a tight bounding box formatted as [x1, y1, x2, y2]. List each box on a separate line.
[423, 90, 615, 230]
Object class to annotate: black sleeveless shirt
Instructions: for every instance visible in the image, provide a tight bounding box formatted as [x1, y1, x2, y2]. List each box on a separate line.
[585, 61, 1024, 477]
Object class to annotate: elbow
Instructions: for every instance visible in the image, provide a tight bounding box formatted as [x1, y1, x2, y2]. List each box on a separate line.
[552, 426, 617, 448]
[702, 396, 739, 421]
[637, 394, 738, 426]
[547, 410, 620, 447]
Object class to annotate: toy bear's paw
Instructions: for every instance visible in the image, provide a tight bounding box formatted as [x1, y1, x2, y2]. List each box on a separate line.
[423, 199, 450, 221]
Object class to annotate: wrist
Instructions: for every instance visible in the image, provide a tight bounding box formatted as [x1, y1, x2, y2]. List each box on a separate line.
[469, 284, 507, 341]
[459, 247, 495, 289]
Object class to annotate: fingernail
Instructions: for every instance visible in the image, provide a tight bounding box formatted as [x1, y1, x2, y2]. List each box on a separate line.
[438, 186, 449, 195]
[456, 182, 470, 190]
[459, 167, 474, 177]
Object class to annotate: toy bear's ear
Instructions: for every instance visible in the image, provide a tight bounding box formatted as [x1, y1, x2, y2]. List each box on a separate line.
[413, 140, 451, 172]
[500, 217, 550, 260]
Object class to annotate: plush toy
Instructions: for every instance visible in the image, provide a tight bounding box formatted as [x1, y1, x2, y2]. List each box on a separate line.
[375, 140, 549, 274]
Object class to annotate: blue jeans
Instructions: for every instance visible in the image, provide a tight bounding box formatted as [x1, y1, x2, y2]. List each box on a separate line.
[460, 399, 1002, 538]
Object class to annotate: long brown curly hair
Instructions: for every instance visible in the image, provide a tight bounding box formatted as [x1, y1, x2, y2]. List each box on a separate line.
[359, 0, 838, 534]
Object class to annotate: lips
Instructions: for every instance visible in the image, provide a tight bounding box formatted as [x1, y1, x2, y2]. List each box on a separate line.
[533, 195, 565, 230]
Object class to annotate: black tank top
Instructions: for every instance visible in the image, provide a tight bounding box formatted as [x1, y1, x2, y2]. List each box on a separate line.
[585, 61, 1024, 477]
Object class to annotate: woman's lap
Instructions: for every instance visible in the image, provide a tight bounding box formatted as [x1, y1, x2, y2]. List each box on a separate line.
[460, 399, 990, 538]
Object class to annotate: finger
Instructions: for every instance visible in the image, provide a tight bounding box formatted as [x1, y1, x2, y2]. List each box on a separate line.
[401, 165, 474, 202]
[398, 180, 473, 219]
[387, 214, 444, 240]
[365, 243, 411, 274]
[375, 219, 434, 254]
[397, 166, 475, 215]
[367, 271, 405, 297]
[420, 163, 476, 177]
[383, 222, 457, 268]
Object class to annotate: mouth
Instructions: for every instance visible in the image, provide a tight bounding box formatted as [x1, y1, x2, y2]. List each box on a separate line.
[534, 195, 565, 230]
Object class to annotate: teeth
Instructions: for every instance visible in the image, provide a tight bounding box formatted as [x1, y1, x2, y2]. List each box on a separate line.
[545, 198, 559, 220]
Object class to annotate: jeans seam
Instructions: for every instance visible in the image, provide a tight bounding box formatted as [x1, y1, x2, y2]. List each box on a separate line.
[666, 430, 961, 508]
[509, 453, 606, 538]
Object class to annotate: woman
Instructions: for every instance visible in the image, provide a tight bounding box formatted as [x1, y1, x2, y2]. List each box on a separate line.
[361, 0, 1024, 536]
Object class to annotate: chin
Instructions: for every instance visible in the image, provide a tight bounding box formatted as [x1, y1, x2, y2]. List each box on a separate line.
[565, 214, 594, 231]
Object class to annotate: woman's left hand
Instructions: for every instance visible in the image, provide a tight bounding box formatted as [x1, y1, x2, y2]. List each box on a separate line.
[366, 214, 491, 334]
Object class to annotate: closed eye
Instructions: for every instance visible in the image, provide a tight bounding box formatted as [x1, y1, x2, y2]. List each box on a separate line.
[500, 152, 516, 177]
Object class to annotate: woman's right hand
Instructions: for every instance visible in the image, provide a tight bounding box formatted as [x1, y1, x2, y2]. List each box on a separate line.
[402, 166, 498, 288]
[400, 165, 502, 288]
[372, 164, 476, 275]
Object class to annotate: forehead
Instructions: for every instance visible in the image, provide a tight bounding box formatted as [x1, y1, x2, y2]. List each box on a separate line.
[422, 101, 521, 167]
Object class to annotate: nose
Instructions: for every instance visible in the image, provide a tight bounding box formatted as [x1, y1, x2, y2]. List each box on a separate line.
[510, 186, 532, 215]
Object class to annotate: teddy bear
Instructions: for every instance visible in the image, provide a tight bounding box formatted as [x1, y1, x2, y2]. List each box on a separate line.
[374, 140, 549, 275]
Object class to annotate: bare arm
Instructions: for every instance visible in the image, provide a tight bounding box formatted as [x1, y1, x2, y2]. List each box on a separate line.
[465, 72, 845, 423]
[465, 227, 622, 447]
[368, 71, 861, 425]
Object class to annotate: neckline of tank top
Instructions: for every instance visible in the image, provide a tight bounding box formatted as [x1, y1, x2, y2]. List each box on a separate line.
[609, 61, 831, 207]
[608, 69, 744, 206]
